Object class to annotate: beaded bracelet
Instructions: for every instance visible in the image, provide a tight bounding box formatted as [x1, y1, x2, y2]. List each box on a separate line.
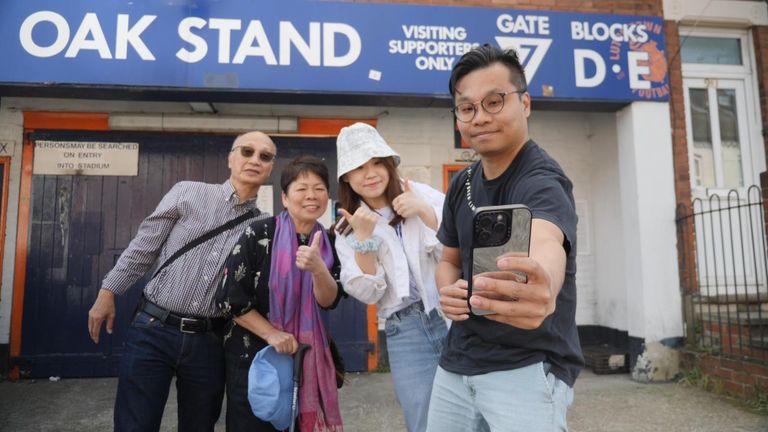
[346, 235, 382, 253]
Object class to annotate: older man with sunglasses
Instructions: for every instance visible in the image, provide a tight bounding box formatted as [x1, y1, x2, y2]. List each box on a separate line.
[87, 131, 277, 432]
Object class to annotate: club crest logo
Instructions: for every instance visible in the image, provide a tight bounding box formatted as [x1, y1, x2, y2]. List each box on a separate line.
[609, 20, 669, 100]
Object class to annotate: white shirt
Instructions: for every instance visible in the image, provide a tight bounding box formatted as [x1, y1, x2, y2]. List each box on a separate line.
[335, 180, 445, 319]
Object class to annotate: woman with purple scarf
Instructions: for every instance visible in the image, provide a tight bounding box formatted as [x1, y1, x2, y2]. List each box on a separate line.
[217, 155, 344, 432]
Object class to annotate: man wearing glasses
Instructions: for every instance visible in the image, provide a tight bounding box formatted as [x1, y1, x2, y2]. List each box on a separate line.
[428, 45, 583, 431]
[87, 131, 277, 431]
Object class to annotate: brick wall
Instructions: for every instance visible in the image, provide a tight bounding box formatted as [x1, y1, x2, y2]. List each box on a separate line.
[665, 20, 698, 296]
[682, 350, 768, 398]
[700, 320, 768, 361]
[754, 27, 768, 237]
[756, 27, 768, 158]
[360, 0, 663, 16]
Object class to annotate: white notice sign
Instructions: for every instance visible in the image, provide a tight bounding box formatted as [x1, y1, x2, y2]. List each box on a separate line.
[256, 185, 274, 215]
[33, 141, 139, 176]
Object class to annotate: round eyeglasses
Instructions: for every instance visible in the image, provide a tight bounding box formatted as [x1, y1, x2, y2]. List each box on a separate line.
[451, 89, 527, 123]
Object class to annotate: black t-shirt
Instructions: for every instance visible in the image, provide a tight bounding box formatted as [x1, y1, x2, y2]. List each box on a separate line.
[437, 140, 584, 387]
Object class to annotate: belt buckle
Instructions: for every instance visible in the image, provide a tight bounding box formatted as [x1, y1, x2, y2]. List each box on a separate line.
[180, 317, 197, 333]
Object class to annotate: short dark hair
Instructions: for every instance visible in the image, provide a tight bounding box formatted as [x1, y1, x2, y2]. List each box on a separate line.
[280, 155, 330, 193]
[448, 44, 527, 98]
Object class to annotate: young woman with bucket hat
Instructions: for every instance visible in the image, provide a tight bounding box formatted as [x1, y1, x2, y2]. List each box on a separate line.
[334, 123, 448, 432]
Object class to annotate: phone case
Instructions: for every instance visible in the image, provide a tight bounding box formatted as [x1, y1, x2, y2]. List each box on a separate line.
[467, 204, 532, 316]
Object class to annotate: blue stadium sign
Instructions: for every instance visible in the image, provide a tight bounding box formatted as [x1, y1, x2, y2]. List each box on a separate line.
[0, 0, 669, 101]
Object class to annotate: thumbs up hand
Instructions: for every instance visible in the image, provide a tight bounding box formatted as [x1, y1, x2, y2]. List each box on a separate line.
[393, 178, 430, 220]
[296, 230, 325, 274]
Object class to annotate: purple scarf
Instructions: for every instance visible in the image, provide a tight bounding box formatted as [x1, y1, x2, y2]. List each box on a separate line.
[269, 211, 343, 431]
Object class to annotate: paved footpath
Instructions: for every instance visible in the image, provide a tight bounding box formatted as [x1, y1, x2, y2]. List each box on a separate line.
[1, 369, 767, 431]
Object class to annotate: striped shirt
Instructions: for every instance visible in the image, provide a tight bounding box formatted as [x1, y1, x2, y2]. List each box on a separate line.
[102, 180, 271, 317]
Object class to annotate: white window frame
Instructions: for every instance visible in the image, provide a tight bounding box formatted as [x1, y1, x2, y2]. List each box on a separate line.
[683, 78, 752, 194]
[680, 27, 764, 196]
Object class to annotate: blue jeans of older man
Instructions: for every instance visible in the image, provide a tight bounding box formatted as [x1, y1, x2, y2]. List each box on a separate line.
[426, 362, 574, 432]
[385, 303, 448, 432]
[114, 310, 225, 432]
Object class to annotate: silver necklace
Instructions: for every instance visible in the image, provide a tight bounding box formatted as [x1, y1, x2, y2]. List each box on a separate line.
[465, 165, 476, 211]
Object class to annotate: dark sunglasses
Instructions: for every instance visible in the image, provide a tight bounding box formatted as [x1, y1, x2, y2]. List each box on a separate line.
[231, 146, 275, 163]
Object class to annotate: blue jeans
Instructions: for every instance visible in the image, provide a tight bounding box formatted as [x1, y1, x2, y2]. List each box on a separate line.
[385, 303, 448, 432]
[114, 310, 225, 432]
[426, 363, 574, 432]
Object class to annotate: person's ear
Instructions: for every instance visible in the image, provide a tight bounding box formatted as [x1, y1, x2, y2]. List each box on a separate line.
[281, 191, 289, 208]
[522, 92, 531, 117]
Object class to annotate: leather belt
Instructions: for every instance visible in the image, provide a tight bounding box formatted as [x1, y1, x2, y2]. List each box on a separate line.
[140, 299, 225, 334]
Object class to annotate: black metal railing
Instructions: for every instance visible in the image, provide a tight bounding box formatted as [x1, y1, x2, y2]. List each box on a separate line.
[677, 186, 768, 363]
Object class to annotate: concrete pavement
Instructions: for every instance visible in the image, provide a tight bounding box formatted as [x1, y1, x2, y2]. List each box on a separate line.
[1, 370, 767, 431]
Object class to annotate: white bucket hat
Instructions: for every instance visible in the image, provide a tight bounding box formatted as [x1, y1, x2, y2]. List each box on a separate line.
[336, 123, 400, 179]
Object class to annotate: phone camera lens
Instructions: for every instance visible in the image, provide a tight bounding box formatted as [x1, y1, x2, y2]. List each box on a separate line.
[479, 217, 492, 229]
[475, 210, 513, 247]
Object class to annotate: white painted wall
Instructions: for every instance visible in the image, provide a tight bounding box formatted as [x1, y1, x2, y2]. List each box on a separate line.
[530, 112, 600, 326]
[617, 102, 683, 342]
[0, 103, 22, 345]
[587, 114, 628, 332]
[376, 107, 455, 187]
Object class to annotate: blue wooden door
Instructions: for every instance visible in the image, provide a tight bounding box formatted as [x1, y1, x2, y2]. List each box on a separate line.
[15, 130, 370, 378]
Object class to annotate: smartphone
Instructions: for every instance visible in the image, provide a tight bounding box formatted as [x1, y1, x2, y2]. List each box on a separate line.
[467, 204, 532, 316]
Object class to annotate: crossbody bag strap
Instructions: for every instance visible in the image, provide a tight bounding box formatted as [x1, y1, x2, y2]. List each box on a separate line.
[151, 208, 259, 280]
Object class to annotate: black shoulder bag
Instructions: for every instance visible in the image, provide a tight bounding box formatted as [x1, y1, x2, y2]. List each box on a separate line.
[151, 208, 259, 280]
[329, 336, 346, 388]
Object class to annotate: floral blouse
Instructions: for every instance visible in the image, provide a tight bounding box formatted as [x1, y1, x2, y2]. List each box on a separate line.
[216, 216, 344, 357]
